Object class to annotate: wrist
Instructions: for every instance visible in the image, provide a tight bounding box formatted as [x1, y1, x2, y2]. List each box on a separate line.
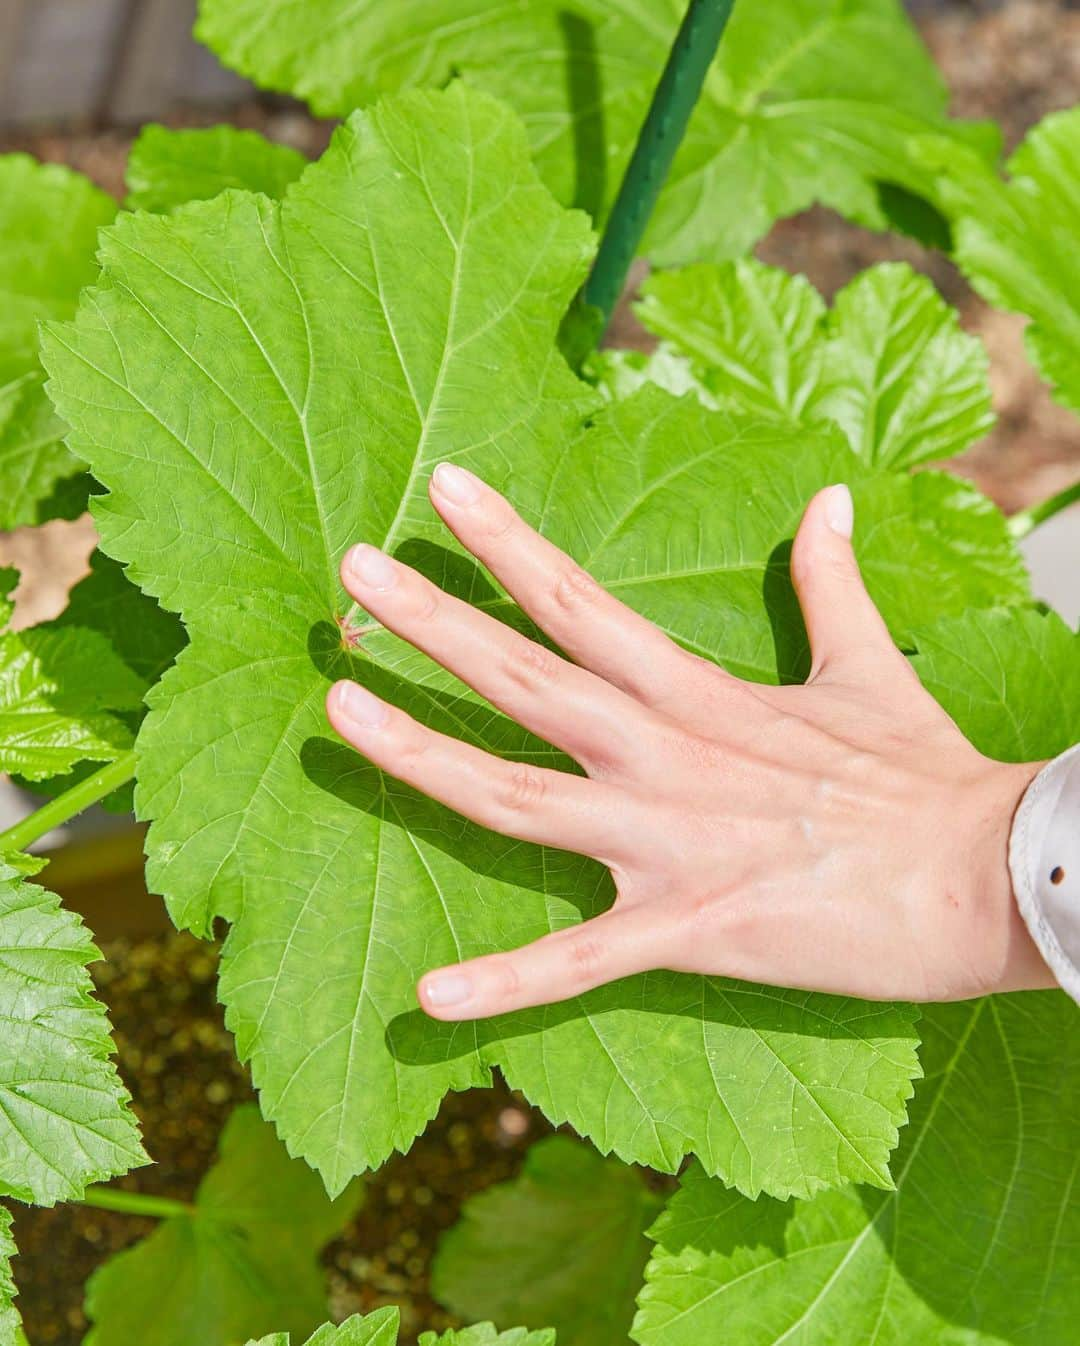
[972, 756, 1057, 995]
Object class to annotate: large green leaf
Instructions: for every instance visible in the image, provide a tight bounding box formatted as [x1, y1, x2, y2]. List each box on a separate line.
[42, 85, 1035, 1200]
[84, 1104, 362, 1346]
[126, 124, 309, 215]
[0, 156, 115, 527]
[0, 864, 145, 1206]
[635, 259, 994, 468]
[434, 1136, 660, 1346]
[0, 568, 144, 782]
[923, 107, 1080, 415]
[248, 1311, 554, 1346]
[194, 0, 995, 263]
[633, 606, 1080, 1346]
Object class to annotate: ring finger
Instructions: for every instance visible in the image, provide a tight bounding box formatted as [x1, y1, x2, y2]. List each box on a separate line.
[326, 679, 642, 865]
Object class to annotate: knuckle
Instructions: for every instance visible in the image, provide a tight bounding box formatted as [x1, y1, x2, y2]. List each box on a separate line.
[411, 581, 440, 622]
[495, 761, 547, 814]
[394, 727, 430, 773]
[566, 933, 606, 986]
[492, 957, 522, 1001]
[483, 497, 519, 543]
[551, 563, 603, 614]
[791, 543, 856, 592]
[824, 551, 859, 587]
[502, 638, 560, 690]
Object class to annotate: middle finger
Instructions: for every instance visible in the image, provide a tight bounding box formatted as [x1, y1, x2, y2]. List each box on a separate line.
[341, 543, 642, 777]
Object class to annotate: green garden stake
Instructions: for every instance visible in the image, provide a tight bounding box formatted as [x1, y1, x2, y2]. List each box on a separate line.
[582, 0, 737, 337]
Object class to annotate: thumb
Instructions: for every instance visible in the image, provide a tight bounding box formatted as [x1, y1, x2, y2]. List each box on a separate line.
[417, 907, 657, 1020]
[791, 484, 898, 682]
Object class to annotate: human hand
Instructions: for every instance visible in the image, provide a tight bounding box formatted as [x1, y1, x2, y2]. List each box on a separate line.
[326, 463, 1055, 1019]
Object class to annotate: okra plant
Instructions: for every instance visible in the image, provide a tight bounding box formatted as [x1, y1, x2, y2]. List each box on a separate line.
[1, 0, 1078, 1341]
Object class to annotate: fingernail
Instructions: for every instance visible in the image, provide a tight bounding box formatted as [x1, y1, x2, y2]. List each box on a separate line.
[345, 543, 397, 591]
[825, 483, 854, 539]
[334, 681, 390, 730]
[432, 462, 482, 506]
[422, 971, 472, 1008]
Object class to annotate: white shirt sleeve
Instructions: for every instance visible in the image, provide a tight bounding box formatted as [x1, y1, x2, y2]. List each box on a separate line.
[1009, 741, 1080, 1004]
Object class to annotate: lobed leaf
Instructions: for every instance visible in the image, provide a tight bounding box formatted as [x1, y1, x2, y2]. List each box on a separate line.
[84, 1104, 362, 1346]
[636, 259, 994, 468]
[194, 0, 996, 263]
[126, 124, 309, 215]
[922, 106, 1080, 415]
[0, 864, 145, 1206]
[42, 86, 1032, 1200]
[433, 1135, 660, 1346]
[0, 156, 115, 527]
[633, 606, 1080, 1346]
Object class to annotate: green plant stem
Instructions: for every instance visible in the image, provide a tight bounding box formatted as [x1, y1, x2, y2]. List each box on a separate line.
[80, 1184, 194, 1220]
[0, 750, 137, 855]
[1008, 478, 1080, 539]
[582, 0, 737, 333]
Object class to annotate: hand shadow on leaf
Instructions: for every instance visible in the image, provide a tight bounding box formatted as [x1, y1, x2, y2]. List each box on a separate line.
[762, 539, 811, 686]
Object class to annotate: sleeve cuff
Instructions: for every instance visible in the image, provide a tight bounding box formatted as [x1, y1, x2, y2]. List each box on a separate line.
[1009, 741, 1080, 1005]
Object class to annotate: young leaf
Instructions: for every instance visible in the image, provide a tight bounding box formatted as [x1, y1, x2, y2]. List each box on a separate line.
[194, 0, 996, 262]
[84, 1104, 363, 1346]
[422, 1329, 555, 1346]
[633, 606, 1080, 1346]
[433, 1135, 660, 1346]
[248, 1309, 400, 1346]
[126, 124, 309, 215]
[247, 1311, 554, 1346]
[42, 85, 1033, 1200]
[0, 156, 115, 527]
[0, 568, 144, 781]
[923, 106, 1080, 415]
[636, 259, 994, 468]
[0, 864, 145, 1205]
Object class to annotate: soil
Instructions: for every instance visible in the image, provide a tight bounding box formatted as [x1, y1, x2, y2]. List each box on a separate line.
[3, 2, 1080, 1341]
[10, 928, 554, 1345]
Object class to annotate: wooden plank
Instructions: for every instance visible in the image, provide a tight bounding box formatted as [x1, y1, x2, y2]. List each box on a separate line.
[109, 0, 247, 125]
[2, 0, 127, 126]
[0, 0, 30, 128]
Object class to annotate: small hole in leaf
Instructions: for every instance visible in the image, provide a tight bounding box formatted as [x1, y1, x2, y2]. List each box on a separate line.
[1051, 866, 1065, 886]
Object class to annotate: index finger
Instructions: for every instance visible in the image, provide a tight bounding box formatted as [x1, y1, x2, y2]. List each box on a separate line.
[427, 462, 735, 710]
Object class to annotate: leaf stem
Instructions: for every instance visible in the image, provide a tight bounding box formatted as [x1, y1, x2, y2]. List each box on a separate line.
[582, 0, 737, 334]
[1007, 478, 1080, 539]
[0, 750, 137, 856]
[79, 1184, 194, 1220]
